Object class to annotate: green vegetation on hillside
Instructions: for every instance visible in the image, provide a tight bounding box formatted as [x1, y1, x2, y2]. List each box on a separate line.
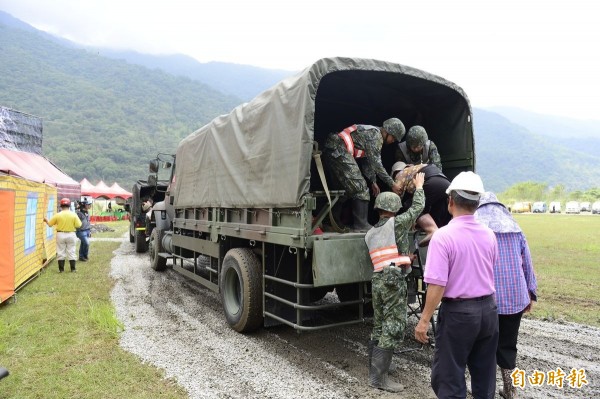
[0, 23, 240, 189]
[497, 182, 600, 204]
[474, 109, 600, 192]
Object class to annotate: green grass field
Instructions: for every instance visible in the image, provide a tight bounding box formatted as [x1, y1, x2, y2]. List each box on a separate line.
[1, 215, 598, 397]
[0, 221, 187, 399]
[514, 213, 600, 327]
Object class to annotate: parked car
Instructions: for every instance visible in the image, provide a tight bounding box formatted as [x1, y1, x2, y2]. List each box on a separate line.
[592, 201, 600, 214]
[580, 202, 591, 212]
[549, 201, 562, 213]
[532, 202, 547, 213]
[512, 201, 532, 213]
[565, 201, 580, 214]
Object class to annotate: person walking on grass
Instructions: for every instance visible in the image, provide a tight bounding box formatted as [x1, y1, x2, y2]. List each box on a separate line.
[475, 191, 538, 399]
[44, 198, 82, 273]
[76, 200, 92, 262]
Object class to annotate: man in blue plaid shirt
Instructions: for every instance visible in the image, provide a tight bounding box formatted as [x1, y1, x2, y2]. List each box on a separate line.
[475, 192, 538, 399]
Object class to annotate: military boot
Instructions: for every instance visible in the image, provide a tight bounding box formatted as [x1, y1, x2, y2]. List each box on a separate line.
[500, 368, 517, 399]
[351, 199, 372, 232]
[368, 339, 396, 372]
[57, 260, 65, 273]
[331, 198, 348, 227]
[369, 346, 404, 393]
[367, 339, 377, 368]
[69, 260, 77, 273]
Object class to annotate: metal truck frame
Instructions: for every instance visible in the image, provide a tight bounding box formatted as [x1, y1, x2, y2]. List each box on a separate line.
[147, 57, 475, 333]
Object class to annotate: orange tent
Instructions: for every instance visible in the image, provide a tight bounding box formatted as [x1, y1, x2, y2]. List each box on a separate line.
[0, 175, 56, 302]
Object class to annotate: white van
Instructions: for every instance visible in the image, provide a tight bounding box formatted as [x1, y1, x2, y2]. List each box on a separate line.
[565, 201, 580, 214]
[532, 202, 547, 213]
[592, 201, 600, 214]
[549, 201, 561, 213]
[580, 202, 591, 212]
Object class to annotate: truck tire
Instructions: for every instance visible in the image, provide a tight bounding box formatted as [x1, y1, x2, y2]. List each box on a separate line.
[135, 230, 148, 253]
[220, 248, 262, 333]
[149, 228, 167, 271]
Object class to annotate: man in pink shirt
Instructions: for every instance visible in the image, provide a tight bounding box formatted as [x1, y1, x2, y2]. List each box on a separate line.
[414, 172, 499, 399]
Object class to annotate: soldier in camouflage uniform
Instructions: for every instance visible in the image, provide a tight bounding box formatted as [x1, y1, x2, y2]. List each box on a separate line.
[395, 125, 443, 171]
[364, 173, 425, 392]
[323, 118, 405, 232]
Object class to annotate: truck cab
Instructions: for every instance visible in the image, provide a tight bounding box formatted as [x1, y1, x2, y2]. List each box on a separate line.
[126, 153, 174, 252]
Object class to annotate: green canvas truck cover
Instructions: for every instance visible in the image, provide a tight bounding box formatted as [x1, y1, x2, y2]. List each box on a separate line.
[173, 57, 473, 209]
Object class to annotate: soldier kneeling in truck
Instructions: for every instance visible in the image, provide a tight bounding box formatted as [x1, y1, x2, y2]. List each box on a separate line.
[323, 118, 405, 232]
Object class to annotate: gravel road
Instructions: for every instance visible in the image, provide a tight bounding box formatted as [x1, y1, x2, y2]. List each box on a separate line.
[109, 237, 599, 399]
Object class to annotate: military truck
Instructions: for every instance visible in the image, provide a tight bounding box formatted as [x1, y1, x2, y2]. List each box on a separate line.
[146, 57, 475, 333]
[125, 153, 174, 252]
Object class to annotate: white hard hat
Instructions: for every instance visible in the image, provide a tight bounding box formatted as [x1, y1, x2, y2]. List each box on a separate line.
[446, 171, 485, 200]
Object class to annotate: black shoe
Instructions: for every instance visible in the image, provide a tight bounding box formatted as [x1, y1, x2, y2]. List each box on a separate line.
[79, 258, 88, 262]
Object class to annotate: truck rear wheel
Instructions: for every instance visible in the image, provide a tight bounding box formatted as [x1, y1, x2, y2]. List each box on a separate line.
[220, 248, 262, 333]
[135, 230, 148, 253]
[149, 228, 167, 271]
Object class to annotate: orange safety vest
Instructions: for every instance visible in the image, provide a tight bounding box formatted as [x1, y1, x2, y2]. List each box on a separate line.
[365, 218, 411, 272]
[337, 125, 365, 158]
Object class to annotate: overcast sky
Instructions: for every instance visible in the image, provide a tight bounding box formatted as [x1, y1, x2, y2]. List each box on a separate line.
[1, 0, 599, 121]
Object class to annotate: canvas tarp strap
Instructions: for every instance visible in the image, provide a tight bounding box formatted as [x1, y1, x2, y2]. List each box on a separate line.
[312, 142, 347, 233]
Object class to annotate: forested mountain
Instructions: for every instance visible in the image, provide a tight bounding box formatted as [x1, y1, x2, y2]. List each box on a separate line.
[96, 50, 294, 102]
[1, 11, 599, 194]
[486, 106, 600, 160]
[474, 109, 600, 191]
[0, 20, 240, 189]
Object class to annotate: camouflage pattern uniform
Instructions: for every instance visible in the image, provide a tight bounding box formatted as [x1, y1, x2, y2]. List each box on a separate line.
[369, 189, 425, 349]
[395, 125, 442, 170]
[324, 125, 396, 201]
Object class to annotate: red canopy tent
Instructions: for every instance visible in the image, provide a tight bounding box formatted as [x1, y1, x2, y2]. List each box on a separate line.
[109, 182, 132, 199]
[80, 178, 96, 195]
[93, 180, 114, 199]
[0, 148, 80, 201]
[80, 179, 132, 200]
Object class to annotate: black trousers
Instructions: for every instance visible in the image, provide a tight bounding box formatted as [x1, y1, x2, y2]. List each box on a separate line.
[497, 311, 523, 369]
[431, 295, 499, 399]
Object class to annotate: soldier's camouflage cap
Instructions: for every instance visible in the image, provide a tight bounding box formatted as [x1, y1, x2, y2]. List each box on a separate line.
[383, 118, 405, 142]
[374, 191, 402, 213]
[407, 125, 428, 148]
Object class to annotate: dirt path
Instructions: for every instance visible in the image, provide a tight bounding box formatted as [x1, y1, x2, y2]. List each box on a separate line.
[109, 238, 598, 399]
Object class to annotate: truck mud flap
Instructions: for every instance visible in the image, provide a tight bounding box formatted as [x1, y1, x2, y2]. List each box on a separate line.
[311, 237, 372, 287]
